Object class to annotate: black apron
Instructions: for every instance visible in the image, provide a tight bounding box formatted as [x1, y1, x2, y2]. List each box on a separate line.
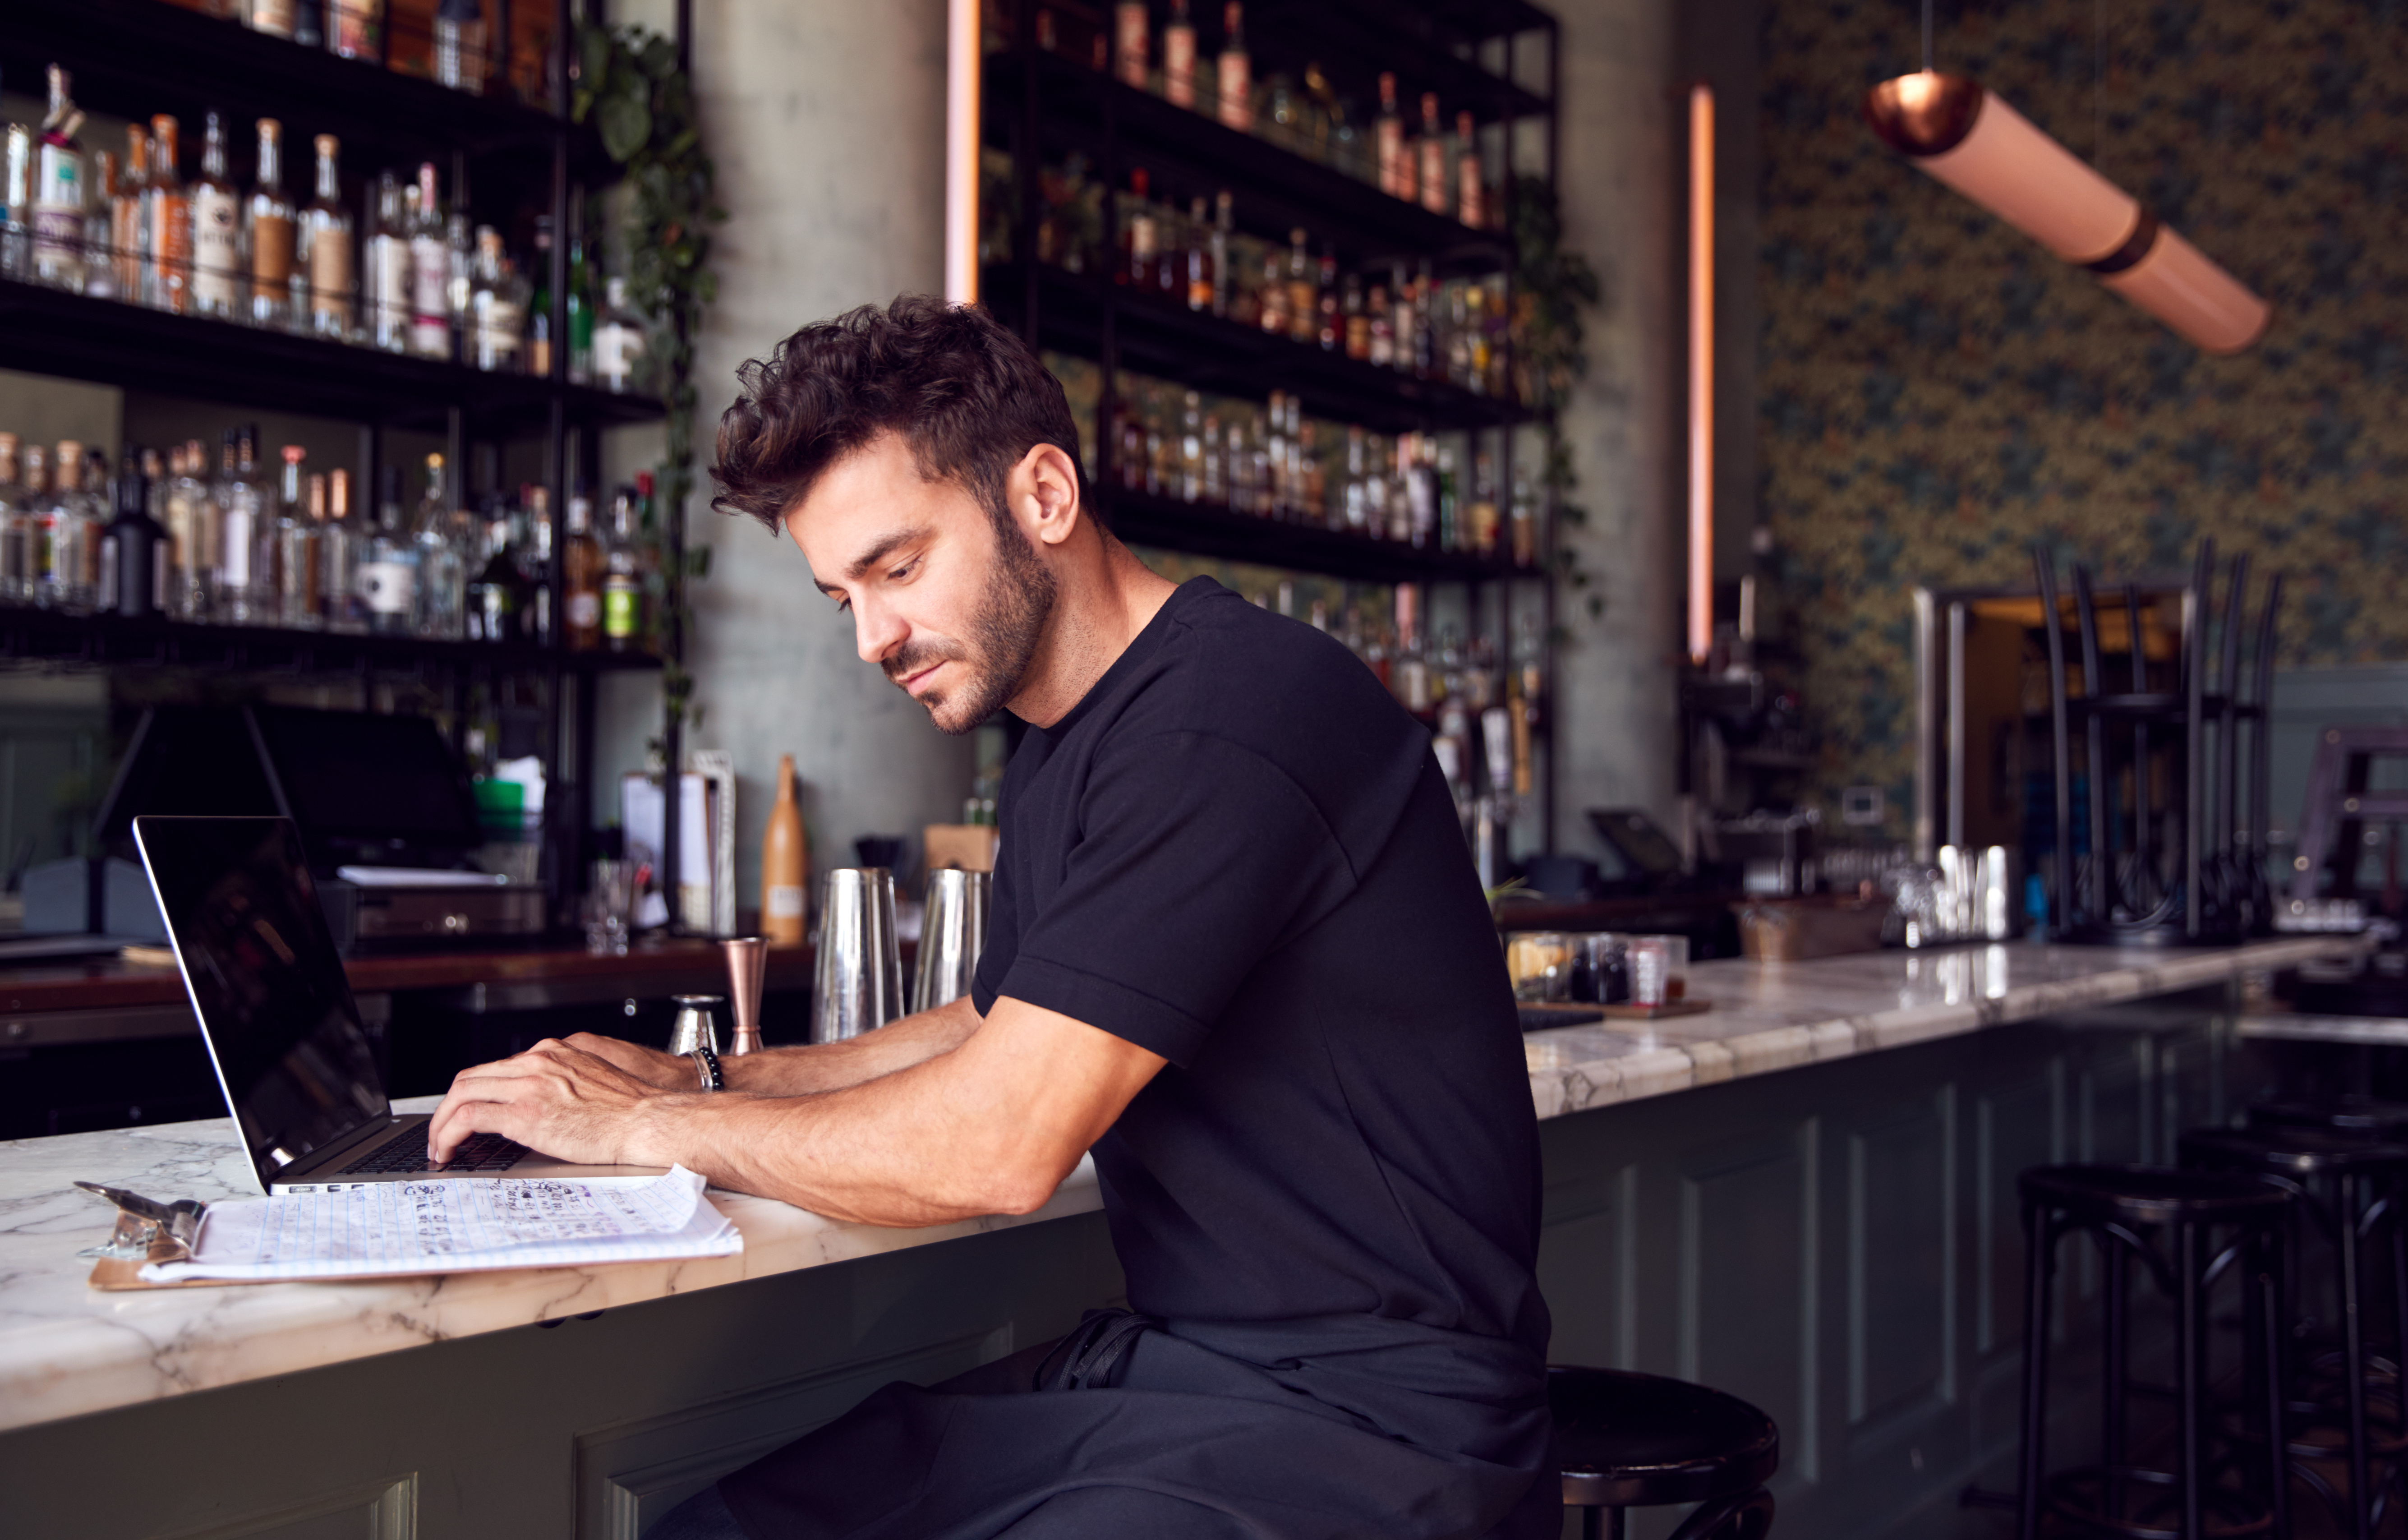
[718, 1310, 1556, 1540]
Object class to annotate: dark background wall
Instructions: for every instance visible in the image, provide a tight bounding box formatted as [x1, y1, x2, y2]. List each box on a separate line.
[1756, 0, 2408, 833]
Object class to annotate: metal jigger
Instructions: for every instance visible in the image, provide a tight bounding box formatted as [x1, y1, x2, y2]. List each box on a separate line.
[720, 936, 769, 1055]
[914, 869, 990, 1012]
[668, 995, 723, 1057]
[813, 868, 903, 1043]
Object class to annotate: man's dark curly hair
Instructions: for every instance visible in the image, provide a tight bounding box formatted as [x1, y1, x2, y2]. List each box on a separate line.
[710, 295, 1090, 542]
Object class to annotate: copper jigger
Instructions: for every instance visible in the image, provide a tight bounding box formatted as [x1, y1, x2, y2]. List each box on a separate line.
[721, 935, 769, 1054]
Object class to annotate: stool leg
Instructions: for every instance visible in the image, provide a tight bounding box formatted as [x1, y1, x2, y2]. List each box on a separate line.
[2255, 1226, 2291, 1540]
[2179, 1215, 2206, 1540]
[2019, 1201, 2058, 1540]
[2104, 1236, 2129, 1522]
[2342, 1172, 2372, 1540]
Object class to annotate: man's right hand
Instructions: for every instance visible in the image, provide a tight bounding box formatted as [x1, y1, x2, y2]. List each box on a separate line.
[559, 1033, 696, 1090]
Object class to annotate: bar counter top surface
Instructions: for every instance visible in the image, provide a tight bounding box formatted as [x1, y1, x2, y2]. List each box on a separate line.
[0, 935, 2355, 1436]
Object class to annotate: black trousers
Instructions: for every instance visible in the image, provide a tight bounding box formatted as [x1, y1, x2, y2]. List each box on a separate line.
[692, 1312, 1556, 1540]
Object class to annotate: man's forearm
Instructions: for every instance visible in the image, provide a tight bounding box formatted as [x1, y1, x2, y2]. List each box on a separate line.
[722, 996, 981, 1096]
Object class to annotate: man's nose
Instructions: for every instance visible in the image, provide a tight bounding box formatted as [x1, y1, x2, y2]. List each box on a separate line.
[853, 596, 908, 666]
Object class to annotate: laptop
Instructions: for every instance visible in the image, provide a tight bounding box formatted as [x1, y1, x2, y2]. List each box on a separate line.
[136, 815, 667, 1195]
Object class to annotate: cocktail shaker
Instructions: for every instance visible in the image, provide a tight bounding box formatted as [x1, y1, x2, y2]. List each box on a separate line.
[668, 995, 723, 1057]
[813, 868, 903, 1042]
[914, 869, 990, 1012]
[720, 936, 769, 1054]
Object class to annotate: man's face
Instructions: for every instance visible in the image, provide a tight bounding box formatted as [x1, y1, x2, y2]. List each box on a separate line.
[787, 433, 1057, 735]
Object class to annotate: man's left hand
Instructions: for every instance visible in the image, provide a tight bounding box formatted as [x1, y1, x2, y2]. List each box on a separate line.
[426, 1038, 685, 1166]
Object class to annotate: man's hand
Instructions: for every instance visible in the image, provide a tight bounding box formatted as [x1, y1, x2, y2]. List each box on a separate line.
[426, 1038, 681, 1167]
[557, 1032, 697, 1091]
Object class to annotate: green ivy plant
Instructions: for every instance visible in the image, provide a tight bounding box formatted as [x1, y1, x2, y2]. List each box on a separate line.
[572, 20, 724, 745]
[1507, 175, 1603, 622]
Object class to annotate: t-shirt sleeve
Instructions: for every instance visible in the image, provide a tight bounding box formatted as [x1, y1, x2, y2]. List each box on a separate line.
[990, 729, 1356, 1066]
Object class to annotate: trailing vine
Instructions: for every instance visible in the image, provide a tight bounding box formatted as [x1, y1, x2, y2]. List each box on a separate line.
[572, 21, 724, 742]
[1507, 175, 1603, 622]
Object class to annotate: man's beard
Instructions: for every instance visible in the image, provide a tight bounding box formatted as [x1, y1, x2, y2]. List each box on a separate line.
[882, 521, 1057, 735]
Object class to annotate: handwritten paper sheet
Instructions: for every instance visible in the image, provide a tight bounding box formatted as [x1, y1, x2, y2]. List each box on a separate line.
[139, 1167, 741, 1283]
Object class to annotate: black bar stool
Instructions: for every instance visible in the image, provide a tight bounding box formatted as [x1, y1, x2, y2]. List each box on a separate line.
[2249, 1097, 2408, 1143]
[2014, 1166, 2291, 1540]
[2182, 1126, 2408, 1540]
[1549, 1366, 1777, 1540]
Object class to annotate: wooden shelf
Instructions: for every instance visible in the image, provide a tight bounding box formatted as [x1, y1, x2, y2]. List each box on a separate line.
[0, 606, 666, 676]
[1099, 485, 1530, 585]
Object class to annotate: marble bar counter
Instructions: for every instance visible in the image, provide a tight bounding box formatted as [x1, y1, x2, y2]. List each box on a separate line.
[0, 933, 2363, 1540]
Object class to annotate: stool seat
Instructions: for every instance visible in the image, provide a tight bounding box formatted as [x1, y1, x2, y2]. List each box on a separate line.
[1550, 1366, 1778, 1509]
[2248, 1096, 2408, 1140]
[2019, 1163, 2294, 1223]
[2179, 1125, 2408, 1177]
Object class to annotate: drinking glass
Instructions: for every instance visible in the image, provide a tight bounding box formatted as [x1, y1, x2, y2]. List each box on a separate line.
[1506, 931, 1572, 1003]
[813, 868, 904, 1042]
[914, 869, 991, 1012]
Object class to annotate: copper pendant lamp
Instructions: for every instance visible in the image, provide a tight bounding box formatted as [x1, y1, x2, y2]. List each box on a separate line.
[1862, 14, 2269, 354]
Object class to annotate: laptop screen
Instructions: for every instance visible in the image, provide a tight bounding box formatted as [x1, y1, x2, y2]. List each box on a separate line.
[135, 816, 390, 1192]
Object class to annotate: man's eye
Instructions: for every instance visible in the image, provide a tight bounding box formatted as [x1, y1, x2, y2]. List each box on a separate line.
[832, 595, 852, 614]
[888, 559, 917, 582]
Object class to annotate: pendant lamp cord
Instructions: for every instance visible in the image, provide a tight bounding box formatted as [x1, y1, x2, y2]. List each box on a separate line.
[1922, 0, 1934, 71]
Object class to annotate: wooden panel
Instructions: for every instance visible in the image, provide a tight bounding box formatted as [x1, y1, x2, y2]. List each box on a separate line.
[1679, 1127, 1814, 1481]
[578, 1330, 1012, 1540]
[175, 1477, 416, 1540]
[1536, 1168, 1634, 1371]
[1846, 1089, 1954, 1428]
[1975, 1066, 2063, 1358]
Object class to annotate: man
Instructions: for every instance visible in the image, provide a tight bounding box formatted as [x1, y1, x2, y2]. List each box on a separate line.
[428, 296, 1553, 1538]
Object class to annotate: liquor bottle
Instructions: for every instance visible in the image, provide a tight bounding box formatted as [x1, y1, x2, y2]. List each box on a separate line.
[408, 164, 451, 359]
[762, 753, 809, 946]
[145, 117, 194, 315]
[220, 429, 268, 622]
[1263, 390, 1288, 517]
[1435, 439, 1460, 550]
[1209, 189, 1232, 318]
[444, 211, 474, 346]
[249, 0, 296, 40]
[526, 214, 555, 376]
[412, 453, 465, 638]
[18, 445, 51, 604]
[58, 441, 107, 612]
[1341, 273, 1367, 360]
[516, 484, 553, 641]
[322, 467, 365, 633]
[1411, 259, 1437, 378]
[593, 276, 648, 394]
[1419, 95, 1448, 215]
[562, 488, 602, 650]
[359, 465, 417, 633]
[1455, 111, 1485, 229]
[1183, 196, 1213, 312]
[1300, 419, 1326, 524]
[1117, 168, 1151, 288]
[434, 0, 487, 94]
[1162, 0, 1197, 108]
[465, 499, 521, 642]
[247, 120, 297, 329]
[83, 150, 118, 300]
[1467, 448, 1499, 555]
[100, 447, 166, 618]
[299, 134, 352, 339]
[33, 67, 88, 293]
[365, 172, 408, 351]
[329, 0, 384, 60]
[1342, 425, 1367, 531]
[602, 486, 642, 653]
[1376, 74, 1406, 199]
[566, 226, 595, 383]
[1178, 391, 1203, 502]
[161, 443, 207, 617]
[1153, 201, 1182, 300]
[1216, 3, 1251, 131]
[0, 434, 23, 603]
[111, 126, 147, 303]
[33, 443, 76, 611]
[189, 114, 242, 319]
[1317, 247, 1339, 350]
[277, 446, 325, 627]
[1284, 228, 1314, 345]
[1200, 412, 1225, 505]
[293, 0, 324, 48]
[469, 226, 525, 372]
[1114, 1, 1148, 89]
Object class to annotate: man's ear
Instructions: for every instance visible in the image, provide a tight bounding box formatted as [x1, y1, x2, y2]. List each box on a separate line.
[1020, 443, 1084, 549]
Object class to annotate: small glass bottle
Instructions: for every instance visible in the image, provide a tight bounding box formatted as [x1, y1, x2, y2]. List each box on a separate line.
[33, 66, 89, 294]
[366, 171, 409, 351]
[593, 276, 649, 394]
[83, 150, 117, 300]
[276, 445, 323, 628]
[1419, 94, 1449, 215]
[299, 134, 352, 339]
[602, 487, 643, 653]
[1215, 3, 1251, 131]
[100, 447, 167, 618]
[248, 119, 297, 330]
[1178, 391, 1203, 503]
[562, 488, 602, 650]
[219, 429, 268, 623]
[465, 498, 522, 642]
[412, 452, 466, 638]
[408, 163, 451, 360]
[359, 464, 418, 634]
[189, 114, 242, 319]
[1162, 0, 1197, 108]
[1113, 1, 1148, 89]
[0, 433, 24, 604]
[162, 442, 211, 618]
[469, 226, 525, 372]
[145, 116, 195, 316]
[525, 215, 555, 377]
[18, 446, 52, 605]
[516, 484, 554, 641]
[111, 125, 148, 304]
[434, 0, 488, 94]
[1455, 110, 1485, 229]
[322, 466, 366, 633]
[1284, 228, 1314, 346]
[1376, 74, 1406, 198]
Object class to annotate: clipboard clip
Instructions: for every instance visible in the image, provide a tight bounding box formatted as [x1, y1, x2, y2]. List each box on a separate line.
[74, 1181, 207, 1262]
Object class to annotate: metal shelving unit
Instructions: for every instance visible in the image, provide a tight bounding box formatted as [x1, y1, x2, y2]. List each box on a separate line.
[982, 0, 1564, 846]
[0, 0, 668, 931]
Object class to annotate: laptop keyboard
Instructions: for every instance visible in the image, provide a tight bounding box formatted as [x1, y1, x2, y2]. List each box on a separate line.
[337, 1124, 530, 1175]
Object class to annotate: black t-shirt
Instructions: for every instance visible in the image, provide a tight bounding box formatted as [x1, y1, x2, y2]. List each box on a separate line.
[972, 577, 1548, 1358]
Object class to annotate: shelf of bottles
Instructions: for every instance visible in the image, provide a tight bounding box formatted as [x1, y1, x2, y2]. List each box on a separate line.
[991, 0, 1564, 857]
